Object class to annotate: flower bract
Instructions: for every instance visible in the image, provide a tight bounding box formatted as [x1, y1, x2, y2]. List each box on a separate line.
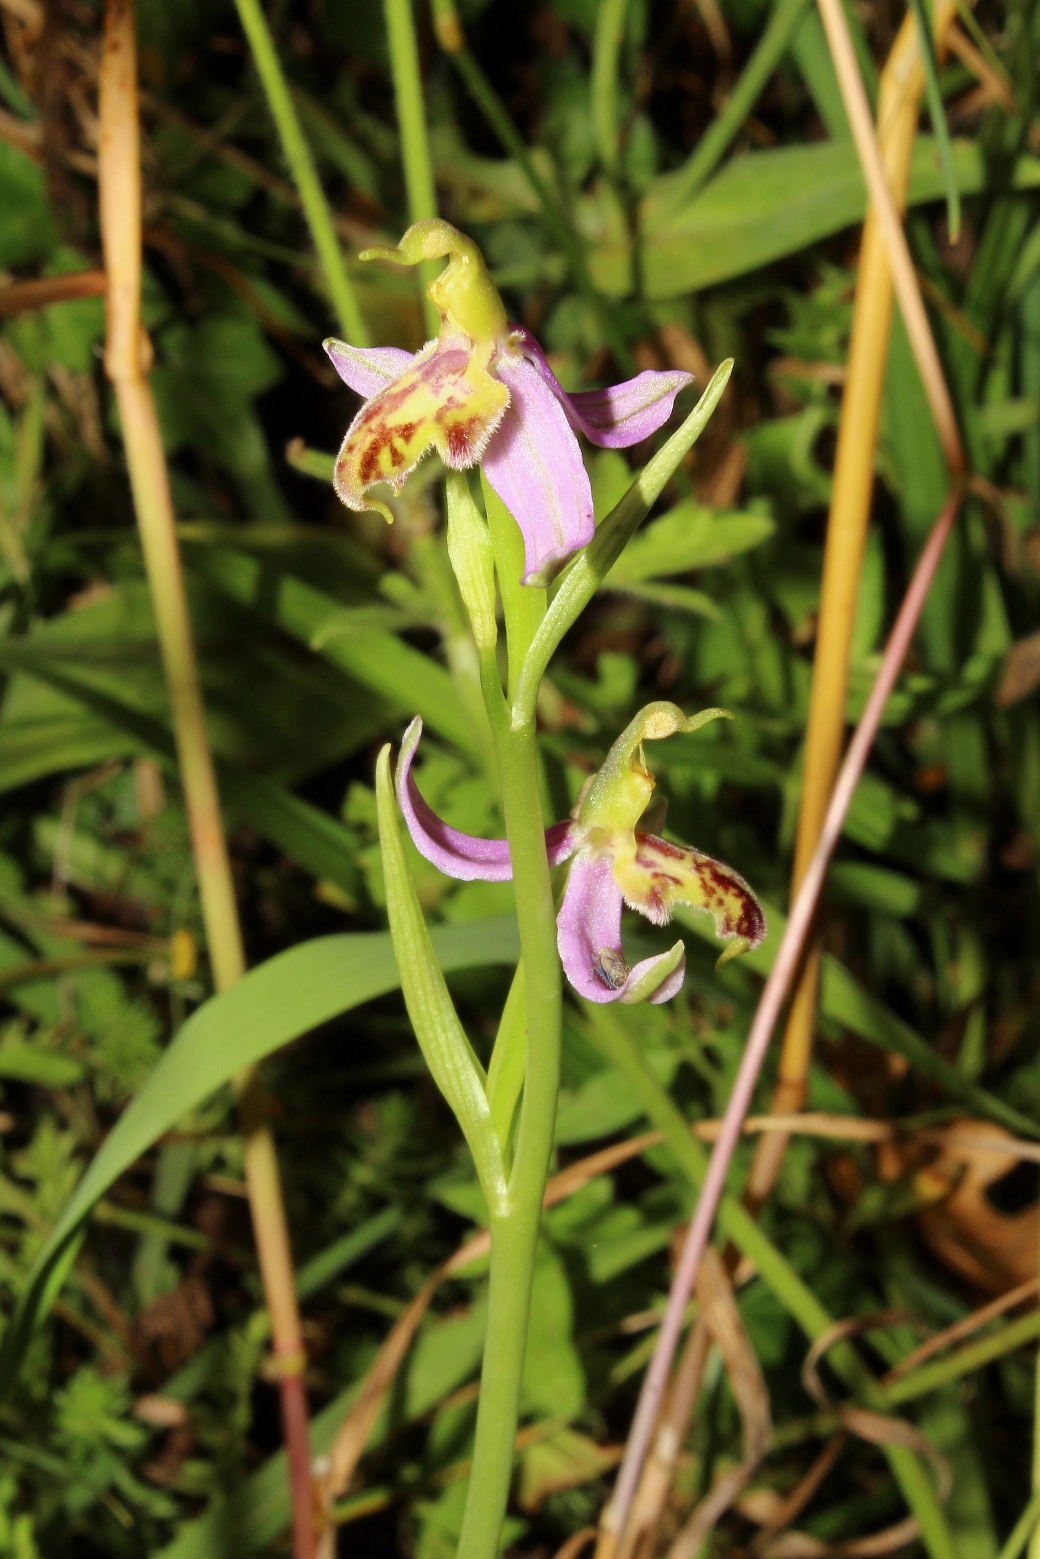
[395, 705, 766, 1004]
[325, 219, 693, 584]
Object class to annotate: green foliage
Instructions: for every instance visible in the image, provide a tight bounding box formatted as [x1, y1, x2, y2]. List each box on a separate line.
[1, 0, 1038, 1554]
[0, 144, 57, 268]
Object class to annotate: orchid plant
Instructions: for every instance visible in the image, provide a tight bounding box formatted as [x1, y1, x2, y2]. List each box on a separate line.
[330, 220, 765, 1559]
[397, 706, 765, 1005]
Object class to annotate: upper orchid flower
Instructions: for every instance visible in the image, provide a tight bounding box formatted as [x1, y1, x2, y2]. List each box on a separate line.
[395, 704, 766, 1004]
[324, 219, 693, 584]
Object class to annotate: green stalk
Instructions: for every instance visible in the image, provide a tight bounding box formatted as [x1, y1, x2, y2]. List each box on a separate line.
[411, 526, 492, 764]
[591, 0, 629, 177]
[455, 703, 563, 1558]
[454, 364, 738, 1549]
[382, 0, 440, 334]
[656, 0, 811, 214]
[444, 471, 508, 759]
[887, 1309, 1040, 1408]
[480, 474, 546, 697]
[232, 0, 367, 343]
[1002, 1490, 1040, 1559]
[486, 965, 527, 1159]
[439, 471, 561, 1551]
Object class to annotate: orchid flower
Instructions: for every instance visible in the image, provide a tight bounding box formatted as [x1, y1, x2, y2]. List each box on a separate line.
[395, 704, 766, 1004]
[324, 219, 693, 584]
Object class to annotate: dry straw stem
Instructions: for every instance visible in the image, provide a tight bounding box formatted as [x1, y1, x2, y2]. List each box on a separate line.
[816, 0, 965, 474]
[626, 1318, 714, 1556]
[608, 9, 968, 1547]
[746, 0, 963, 1212]
[325, 1103, 1032, 1512]
[885, 1278, 1039, 1383]
[596, 1114, 1034, 1552]
[616, 1249, 771, 1559]
[97, 4, 314, 1555]
[602, 492, 961, 1559]
[0, 270, 107, 315]
[666, 1251, 772, 1559]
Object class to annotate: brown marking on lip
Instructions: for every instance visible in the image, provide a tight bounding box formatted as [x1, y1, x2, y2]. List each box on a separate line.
[357, 377, 420, 428]
[336, 349, 479, 511]
[639, 833, 685, 860]
[634, 831, 765, 943]
[355, 410, 427, 490]
[642, 865, 682, 890]
[358, 432, 388, 488]
[344, 349, 484, 497]
[445, 417, 480, 462]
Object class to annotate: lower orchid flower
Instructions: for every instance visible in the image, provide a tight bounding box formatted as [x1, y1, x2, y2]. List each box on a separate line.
[324, 219, 693, 584]
[395, 704, 766, 1004]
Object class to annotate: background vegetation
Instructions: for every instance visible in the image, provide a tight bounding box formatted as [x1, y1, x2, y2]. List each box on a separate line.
[0, 0, 1038, 1555]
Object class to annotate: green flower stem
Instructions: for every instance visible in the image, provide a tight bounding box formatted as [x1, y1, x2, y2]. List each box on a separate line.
[456, 717, 563, 1558]
[444, 472, 509, 761]
[456, 372, 743, 1552]
[485, 964, 527, 1158]
[232, 0, 367, 344]
[480, 474, 546, 696]
[382, 0, 441, 335]
[446, 475, 498, 649]
[513, 359, 734, 730]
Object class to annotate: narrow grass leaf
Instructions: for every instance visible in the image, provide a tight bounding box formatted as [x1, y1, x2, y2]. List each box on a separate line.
[0, 915, 518, 1397]
[904, 0, 961, 240]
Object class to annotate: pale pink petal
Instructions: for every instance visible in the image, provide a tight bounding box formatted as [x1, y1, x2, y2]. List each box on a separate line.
[566, 373, 694, 448]
[324, 337, 419, 399]
[557, 849, 688, 1004]
[511, 326, 694, 448]
[395, 718, 575, 881]
[482, 352, 596, 584]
